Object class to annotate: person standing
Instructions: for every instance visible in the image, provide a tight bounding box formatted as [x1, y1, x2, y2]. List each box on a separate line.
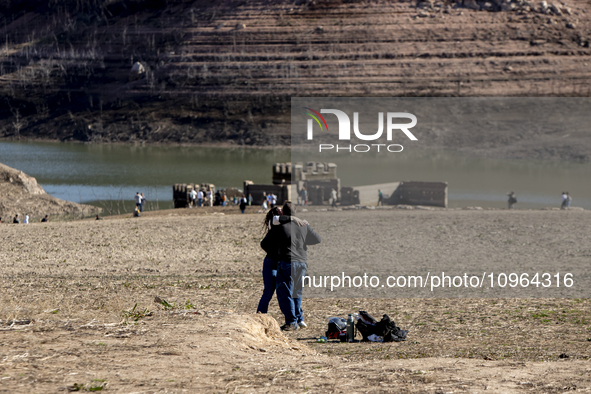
[377, 189, 383, 206]
[300, 187, 308, 206]
[257, 207, 283, 314]
[263, 201, 321, 331]
[24, 214, 29, 224]
[248, 194, 253, 206]
[207, 189, 213, 207]
[267, 193, 273, 209]
[261, 192, 268, 210]
[140, 193, 146, 212]
[331, 188, 338, 208]
[507, 191, 517, 209]
[189, 188, 197, 207]
[135, 192, 142, 211]
[271, 193, 277, 209]
[197, 189, 204, 207]
[566, 192, 572, 208]
[239, 195, 247, 214]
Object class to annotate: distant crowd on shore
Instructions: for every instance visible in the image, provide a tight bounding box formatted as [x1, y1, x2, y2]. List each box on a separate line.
[506, 191, 573, 210]
[260, 192, 278, 210]
[0, 189, 577, 225]
[187, 189, 253, 210]
[0, 214, 49, 224]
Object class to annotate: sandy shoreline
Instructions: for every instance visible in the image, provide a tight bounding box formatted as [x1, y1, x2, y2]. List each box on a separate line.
[0, 208, 589, 392]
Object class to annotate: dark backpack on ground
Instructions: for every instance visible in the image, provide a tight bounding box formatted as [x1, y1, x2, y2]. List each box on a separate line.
[376, 314, 408, 342]
[356, 310, 379, 341]
[355, 311, 409, 342]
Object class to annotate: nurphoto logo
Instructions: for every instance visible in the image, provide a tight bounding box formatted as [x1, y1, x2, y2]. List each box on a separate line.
[302, 108, 418, 153]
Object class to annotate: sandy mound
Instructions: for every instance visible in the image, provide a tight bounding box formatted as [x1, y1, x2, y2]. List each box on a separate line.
[0, 162, 100, 221]
[218, 313, 312, 354]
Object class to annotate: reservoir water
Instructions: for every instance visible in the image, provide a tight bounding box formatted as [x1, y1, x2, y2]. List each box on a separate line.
[1, 141, 589, 212]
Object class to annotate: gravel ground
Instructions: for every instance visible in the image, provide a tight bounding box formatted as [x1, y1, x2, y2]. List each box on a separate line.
[0, 208, 589, 393]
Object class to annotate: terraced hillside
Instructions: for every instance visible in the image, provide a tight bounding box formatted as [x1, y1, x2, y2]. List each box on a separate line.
[0, 0, 589, 150]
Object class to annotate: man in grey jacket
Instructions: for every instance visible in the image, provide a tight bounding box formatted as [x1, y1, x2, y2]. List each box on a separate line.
[261, 201, 321, 331]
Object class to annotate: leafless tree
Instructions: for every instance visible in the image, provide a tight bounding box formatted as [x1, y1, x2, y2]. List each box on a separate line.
[11, 109, 24, 138]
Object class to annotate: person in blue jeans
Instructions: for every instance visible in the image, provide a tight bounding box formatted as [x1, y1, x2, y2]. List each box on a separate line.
[256, 256, 277, 313]
[276, 258, 307, 329]
[261, 201, 321, 331]
[256, 207, 282, 313]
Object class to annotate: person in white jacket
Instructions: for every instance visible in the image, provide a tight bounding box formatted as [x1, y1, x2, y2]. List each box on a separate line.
[189, 189, 197, 207]
[134, 192, 142, 211]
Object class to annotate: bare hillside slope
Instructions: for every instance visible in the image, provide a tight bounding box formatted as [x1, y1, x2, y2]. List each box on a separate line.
[0, 0, 589, 158]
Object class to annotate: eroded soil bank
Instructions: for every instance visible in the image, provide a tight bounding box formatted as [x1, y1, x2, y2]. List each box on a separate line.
[0, 162, 100, 222]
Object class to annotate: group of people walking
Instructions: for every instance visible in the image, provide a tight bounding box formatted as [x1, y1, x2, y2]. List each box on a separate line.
[256, 201, 321, 331]
[507, 191, 574, 209]
[2, 214, 49, 224]
[14, 214, 28, 223]
[295, 187, 338, 207]
[189, 189, 213, 207]
[261, 192, 278, 210]
[188, 189, 253, 209]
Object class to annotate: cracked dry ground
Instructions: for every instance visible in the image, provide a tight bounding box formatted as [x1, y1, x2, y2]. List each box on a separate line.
[1, 209, 590, 393]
